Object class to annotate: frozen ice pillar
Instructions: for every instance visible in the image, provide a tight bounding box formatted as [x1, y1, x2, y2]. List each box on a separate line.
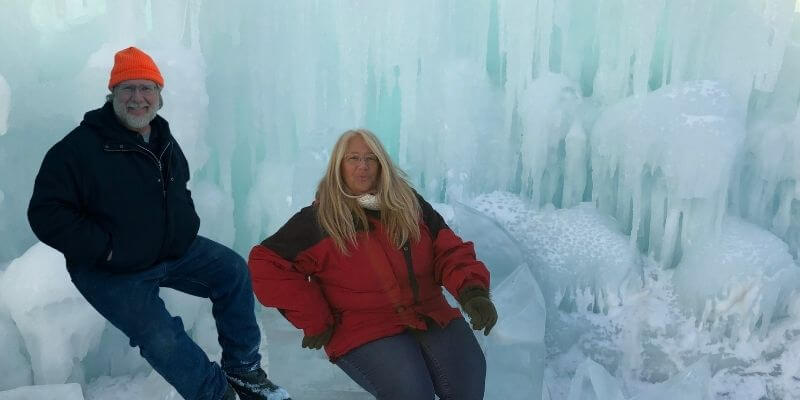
[592, 81, 745, 267]
[0, 74, 9, 136]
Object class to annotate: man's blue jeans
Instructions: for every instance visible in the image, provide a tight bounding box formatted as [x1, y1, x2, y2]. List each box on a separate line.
[68, 236, 261, 400]
[334, 317, 486, 400]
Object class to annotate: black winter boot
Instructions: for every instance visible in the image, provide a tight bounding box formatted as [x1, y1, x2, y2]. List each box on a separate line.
[226, 368, 291, 400]
[222, 383, 239, 400]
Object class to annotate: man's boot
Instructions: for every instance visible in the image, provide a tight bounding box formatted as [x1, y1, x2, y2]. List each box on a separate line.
[222, 383, 239, 400]
[226, 368, 291, 400]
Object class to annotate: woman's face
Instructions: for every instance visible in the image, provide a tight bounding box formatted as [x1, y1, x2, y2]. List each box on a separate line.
[341, 135, 380, 195]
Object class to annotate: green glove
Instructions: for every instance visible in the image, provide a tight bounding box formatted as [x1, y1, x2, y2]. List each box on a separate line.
[301, 326, 333, 350]
[458, 286, 498, 336]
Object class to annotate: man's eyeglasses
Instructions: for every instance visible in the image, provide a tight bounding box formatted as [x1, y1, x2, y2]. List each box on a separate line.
[344, 153, 379, 166]
[116, 84, 159, 98]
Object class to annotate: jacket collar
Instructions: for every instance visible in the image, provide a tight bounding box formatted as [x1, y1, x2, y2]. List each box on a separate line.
[81, 102, 172, 147]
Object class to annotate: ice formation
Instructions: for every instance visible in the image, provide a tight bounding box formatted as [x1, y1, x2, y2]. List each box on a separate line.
[592, 81, 745, 268]
[1, 0, 800, 399]
[472, 193, 643, 315]
[0, 74, 9, 136]
[0, 243, 105, 385]
[565, 358, 625, 400]
[0, 383, 84, 400]
[672, 217, 800, 342]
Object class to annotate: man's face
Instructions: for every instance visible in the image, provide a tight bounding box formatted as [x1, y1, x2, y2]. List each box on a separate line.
[112, 79, 160, 133]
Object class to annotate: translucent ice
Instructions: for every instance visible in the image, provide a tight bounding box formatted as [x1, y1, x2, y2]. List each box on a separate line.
[84, 371, 178, 400]
[516, 73, 586, 209]
[592, 81, 746, 268]
[631, 357, 711, 400]
[451, 201, 528, 284]
[566, 358, 625, 400]
[0, 383, 84, 400]
[432, 201, 547, 399]
[0, 307, 31, 390]
[0, 0, 799, 398]
[0, 243, 105, 384]
[0, 74, 8, 136]
[483, 264, 547, 400]
[472, 193, 642, 315]
[673, 218, 800, 342]
[734, 112, 800, 258]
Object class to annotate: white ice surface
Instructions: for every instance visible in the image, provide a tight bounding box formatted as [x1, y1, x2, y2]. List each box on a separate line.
[0, 383, 84, 400]
[0, 74, 9, 136]
[0, 243, 105, 385]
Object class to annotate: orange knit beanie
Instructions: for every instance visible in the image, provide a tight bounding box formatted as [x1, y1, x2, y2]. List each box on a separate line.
[108, 47, 164, 90]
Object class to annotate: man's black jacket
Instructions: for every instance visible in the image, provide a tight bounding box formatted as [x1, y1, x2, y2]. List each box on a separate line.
[28, 102, 200, 273]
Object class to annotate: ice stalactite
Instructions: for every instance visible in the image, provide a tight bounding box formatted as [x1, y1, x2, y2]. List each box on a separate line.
[516, 73, 586, 209]
[0, 74, 9, 136]
[672, 218, 800, 342]
[591, 81, 745, 267]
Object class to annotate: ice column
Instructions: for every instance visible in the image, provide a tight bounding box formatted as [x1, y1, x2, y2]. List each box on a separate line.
[592, 81, 745, 267]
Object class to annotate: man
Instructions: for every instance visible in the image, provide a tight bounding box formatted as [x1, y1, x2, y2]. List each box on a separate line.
[28, 47, 290, 400]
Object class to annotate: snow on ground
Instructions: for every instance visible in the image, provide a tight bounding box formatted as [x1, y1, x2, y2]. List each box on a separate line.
[470, 191, 800, 400]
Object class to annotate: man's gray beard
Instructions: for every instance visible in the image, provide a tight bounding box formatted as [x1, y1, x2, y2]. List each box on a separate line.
[113, 97, 157, 130]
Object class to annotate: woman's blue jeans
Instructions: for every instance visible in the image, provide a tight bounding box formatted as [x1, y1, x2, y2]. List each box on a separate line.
[335, 317, 486, 400]
[68, 236, 262, 400]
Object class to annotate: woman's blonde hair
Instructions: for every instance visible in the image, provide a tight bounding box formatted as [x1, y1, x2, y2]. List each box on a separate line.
[316, 129, 421, 253]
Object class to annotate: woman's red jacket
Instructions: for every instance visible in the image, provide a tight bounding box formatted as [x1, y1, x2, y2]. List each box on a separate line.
[247, 196, 490, 359]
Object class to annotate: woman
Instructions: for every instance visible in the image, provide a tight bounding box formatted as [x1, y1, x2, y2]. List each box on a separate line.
[248, 129, 497, 400]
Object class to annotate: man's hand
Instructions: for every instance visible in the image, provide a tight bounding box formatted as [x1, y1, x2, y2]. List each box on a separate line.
[301, 326, 333, 350]
[458, 286, 498, 336]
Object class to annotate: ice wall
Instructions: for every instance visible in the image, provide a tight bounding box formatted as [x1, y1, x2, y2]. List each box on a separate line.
[2, 0, 796, 265]
[1, 0, 800, 399]
[0, 74, 9, 136]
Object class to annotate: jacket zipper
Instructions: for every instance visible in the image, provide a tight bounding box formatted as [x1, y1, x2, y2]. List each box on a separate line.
[104, 141, 172, 197]
[401, 243, 420, 304]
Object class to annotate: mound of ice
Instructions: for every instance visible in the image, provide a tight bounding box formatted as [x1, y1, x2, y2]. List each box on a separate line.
[672, 218, 800, 342]
[81, 286, 218, 380]
[0, 243, 105, 384]
[0, 306, 31, 390]
[473, 192, 642, 315]
[631, 357, 711, 400]
[252, 308, 367, 397]
[0, 383, 84, 400]
[84, 371, 178, 400]
[450, 201, 528, 284]
[592, 80, 746, 267]
[566, 358, 625, 400]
